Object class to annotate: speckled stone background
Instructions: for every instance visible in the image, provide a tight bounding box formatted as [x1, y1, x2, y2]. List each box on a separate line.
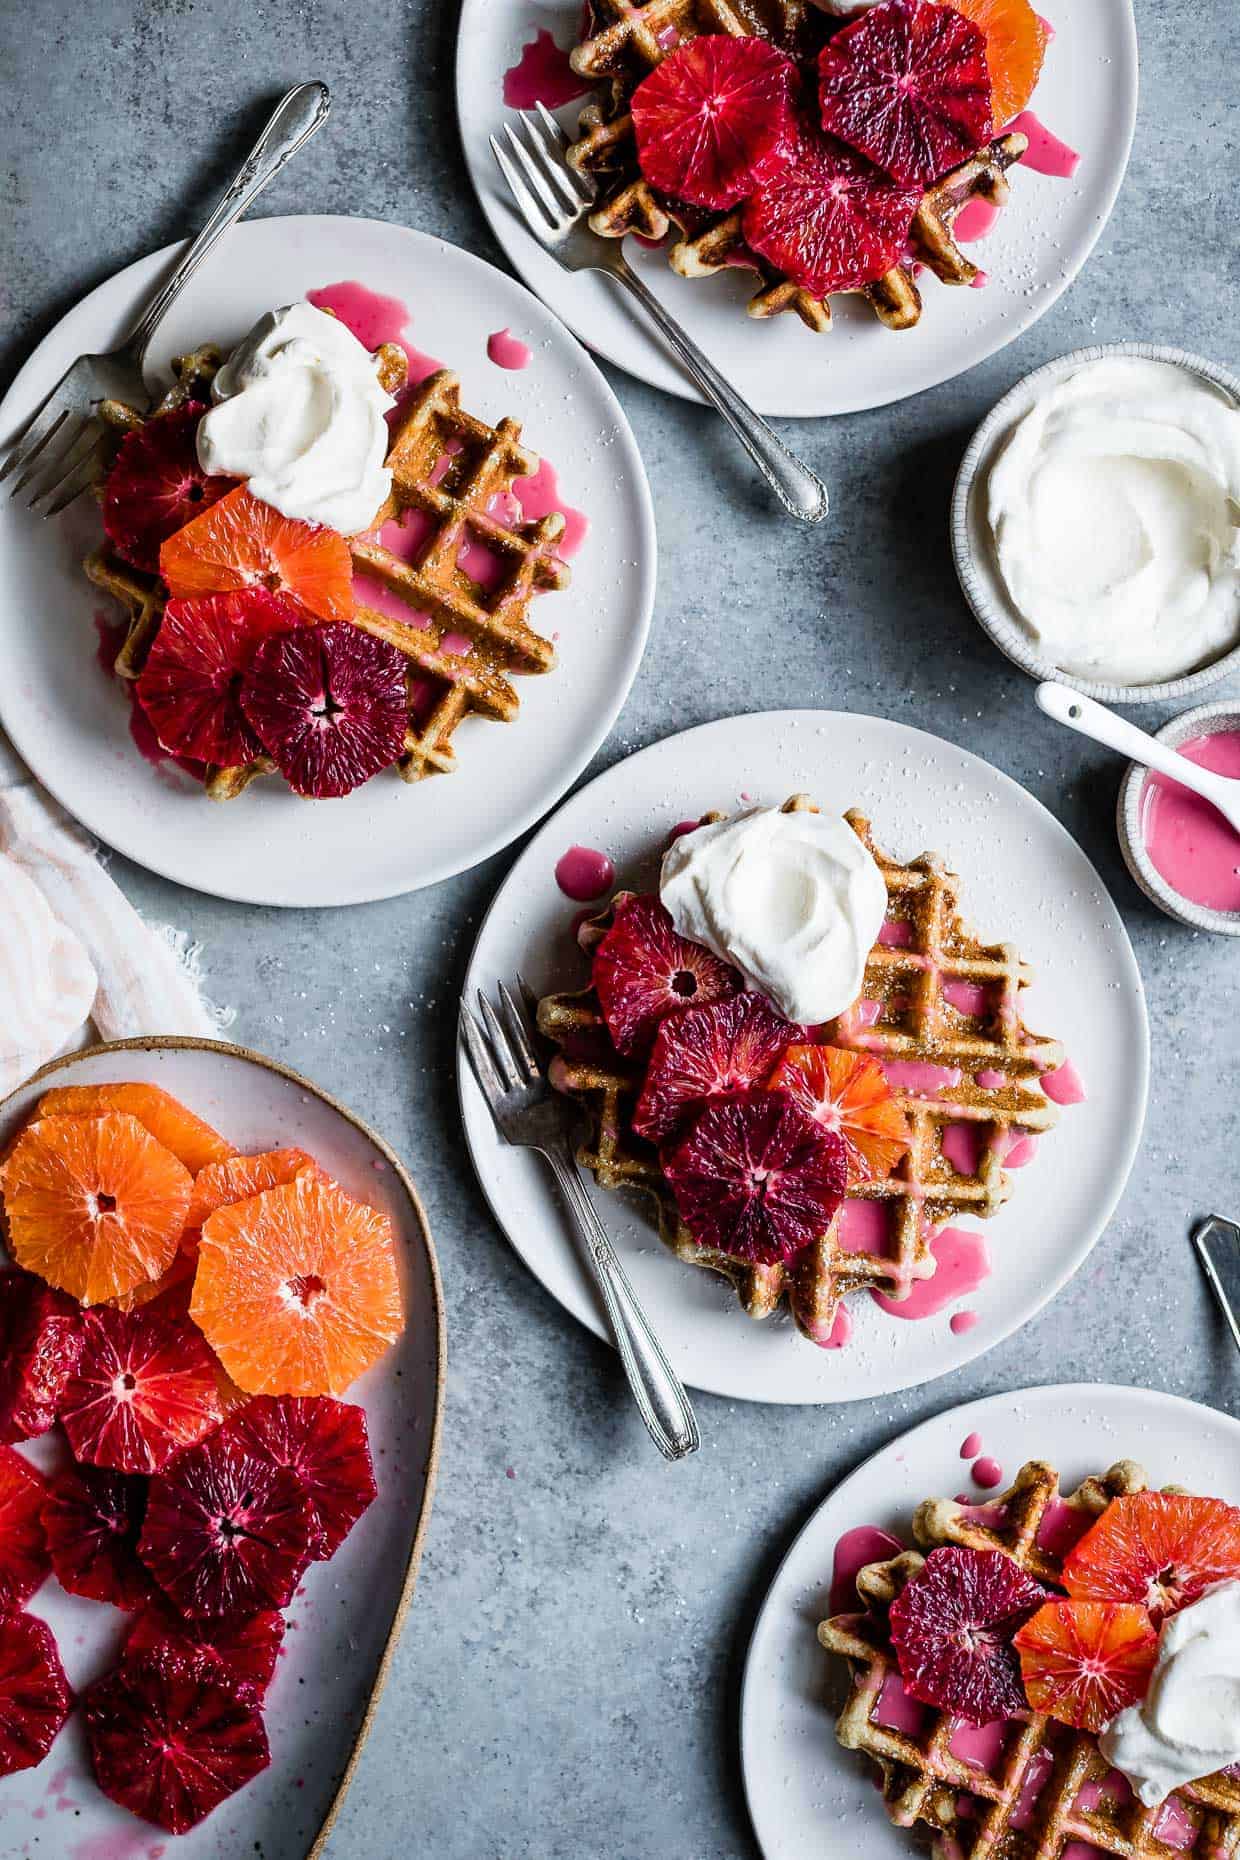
[2, 2, 1238, 1855]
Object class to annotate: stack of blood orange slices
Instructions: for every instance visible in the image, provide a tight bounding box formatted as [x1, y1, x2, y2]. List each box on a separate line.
[0, 1081, 404, 1834]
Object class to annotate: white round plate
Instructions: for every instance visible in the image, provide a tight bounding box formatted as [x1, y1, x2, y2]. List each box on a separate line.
[458, 710, 1149, 1404]
[740, 1382, 1240, 1860]
[0, 215, 655, 906]
[456, 0, 1138, 415]
[0, 1037, 444, 1860]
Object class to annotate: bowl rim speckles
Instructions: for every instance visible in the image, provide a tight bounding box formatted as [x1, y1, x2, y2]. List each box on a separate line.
[0, 1035, 446, 1860]
[1117, 700, 1240, 937]
[951, 342, 1240, 705]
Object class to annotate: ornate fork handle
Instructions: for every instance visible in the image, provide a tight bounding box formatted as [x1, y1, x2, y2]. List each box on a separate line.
[541, 1138, 701, 1461]
[125, 82, 331, 369]
[600, 250, 828, 525]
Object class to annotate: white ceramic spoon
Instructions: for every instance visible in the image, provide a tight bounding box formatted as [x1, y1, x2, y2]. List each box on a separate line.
[1036, 681, 1240, 835]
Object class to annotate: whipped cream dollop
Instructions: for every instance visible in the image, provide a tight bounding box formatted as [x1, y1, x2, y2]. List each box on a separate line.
[197, 303, 396, 535]
[987, 357, 1240, 684]
[1101, 1581, 1240, 1805]
[659, 805, 886, 1023]
[0, 858, 97, 1096]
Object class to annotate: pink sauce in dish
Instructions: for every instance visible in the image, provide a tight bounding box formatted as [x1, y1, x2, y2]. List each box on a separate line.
[1041, 1059, 1086, 1105]
[487, 327, 533, 371]
[872, 1228, 990, 1319]
[828, 1525, 904, 1613]
[1008, 109, 1081, 178]
[501, 28, 589, 109]
[972, 1457, 1004, 1490]
[960, 1432, 983, 1459]
[1140, 729, 1240, 913]
[555, 846, 614, 901]
[950, 1310, 980, 1335]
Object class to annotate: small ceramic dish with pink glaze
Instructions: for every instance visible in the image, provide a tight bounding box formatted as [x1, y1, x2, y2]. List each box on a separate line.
[1118, 700, 1240, 937]
[952, 343, 1240, 706]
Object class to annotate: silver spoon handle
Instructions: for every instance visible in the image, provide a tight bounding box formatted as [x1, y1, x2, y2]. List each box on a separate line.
[1036, 681, 1236, 816]
[602, 253, 828, 524]
[125, 82, 332, 366]
[543, 1142, 700, 1460]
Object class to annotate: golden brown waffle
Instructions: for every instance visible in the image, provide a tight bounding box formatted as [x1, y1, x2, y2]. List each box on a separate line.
[817, 1460, 1240, 1858]
[536, 796, 1064, 1344]
[566, 0, 1028, 330]
[85, 342, 567, 796]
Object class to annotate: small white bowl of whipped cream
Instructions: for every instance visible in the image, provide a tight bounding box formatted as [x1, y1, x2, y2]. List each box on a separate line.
[953, 344, 1240, 704]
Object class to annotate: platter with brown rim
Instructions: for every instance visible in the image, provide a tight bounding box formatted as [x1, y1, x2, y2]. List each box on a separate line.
[0, 1036, 445, 1859]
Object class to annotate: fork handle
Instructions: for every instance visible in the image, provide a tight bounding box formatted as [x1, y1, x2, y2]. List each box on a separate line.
[123, 82, 332, 368]
[543, 1143, 701, 1461]
[603, 254, 828, 524]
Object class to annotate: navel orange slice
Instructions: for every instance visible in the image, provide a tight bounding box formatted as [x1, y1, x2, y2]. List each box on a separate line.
[38, 1083, 234, 1177]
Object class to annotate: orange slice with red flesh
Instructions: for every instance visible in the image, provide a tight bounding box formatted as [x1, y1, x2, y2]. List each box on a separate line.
[1062, 1490, 1240, 1621]
[190, 1173, 403, 1397]
[765, 1044, 911, 1183]
[948, 0, 1048, 126]
[160, 484, 355, 624]
[1013, 1599, 1158, 1733]
[0, 1115, 192, 1307]
[37, 1084, 234, 1177]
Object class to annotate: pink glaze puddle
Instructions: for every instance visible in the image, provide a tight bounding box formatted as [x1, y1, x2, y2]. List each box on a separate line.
[878, 917, 913, 948]
[352, 570, 431, 629]
[1075, 1769, 1132, 1814]
[837, 1198, 894, 1258]
[960, 1431, 983, 1459]
[1061, 1847, 1110, 1860]
[307, 281, 444, 391]
[941, 1121, 984, 1177]
[950, 1309, 980, 1335]
[556, 845, 614, 901]
[514, 457, 589, 558]
[874, 1670, 927, 1735]
[441, 631, 473, 658]
[955, 195, 1003, 244]
[487, 326, 533, 371]
[949, 1717, 1007, 1772]
[1003, 1133, 1038, 1169]
[872, 1227, 991, 1320]
[1036, 1497, 1093, 1558]
[502, 27, 589, 108]
[1042, 1059, 1086, 1105]
[972, 1456, 1004, 1489]
[883, 1059, 964, 1095]
[1140, 729, 1240, 912]
[942, 978, 990, 1017]
[1010, 1748, 1057, 1830]
[976, 1068, 1007, 1090]
[458, 530, 506, 592]
[1154, 1797, 1198, 1851]
[829, 1524, 904, 1613]
[1008, 109, 1080, 178]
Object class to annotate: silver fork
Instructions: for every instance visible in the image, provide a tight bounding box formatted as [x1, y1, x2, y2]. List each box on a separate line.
[0, 81, 331, 519]
[491, 105, 828, 525]
[461, 979, 701, 1461]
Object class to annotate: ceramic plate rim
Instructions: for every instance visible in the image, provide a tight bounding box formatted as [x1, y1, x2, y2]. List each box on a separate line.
[0, 214, 657, 906]
[738, 1380, 1240, 1860]
[0, 1033, 447, 1860]
[457, 708, 1150, 1405]
[454, 0, 1139, 415]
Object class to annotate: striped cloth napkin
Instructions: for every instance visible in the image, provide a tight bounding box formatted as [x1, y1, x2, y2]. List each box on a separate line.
[0, 729, 229, 1097]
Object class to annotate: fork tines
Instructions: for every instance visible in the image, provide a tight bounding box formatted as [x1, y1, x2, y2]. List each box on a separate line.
[490, 105, 595, 242]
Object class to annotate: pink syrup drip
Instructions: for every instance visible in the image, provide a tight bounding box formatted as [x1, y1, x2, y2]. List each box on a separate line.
[1141, 728, 1240, 912]
[1041, 1059, 1086, 1105]
[514, 457, 589, 559]
[872, 1228, 991, 1321]
[1007, 110, 1081, 179]
[942, 978, 990, 1017]
[1003, 1133, 1038, 1169]
[941, 1121, 985, 1177]
[1036, 1498, 1093, 1559]
[555, 846, 615, 901]
[883, 1059, 964, 1095]
[976, 1068, 1007, 1090]
[809, 1304, 853, 1351]
[306, 281, 443, 392]
[837, 1198, 894, 1258]
[955, 196, 1003, 244]
[828, 1524, 904, 1614]
[949, 1718, 1007, 1773]
[501, 28, 589, 109]
[960, 1432, 983, 1460]
[950, 1310, 980, 1335]
[487, 326, 533, 371]
[878, 917, 913, 947]
[972, 1456, 1004, 1490]
[874, 1671, 927, 1735]
[970, 270, 990, 289]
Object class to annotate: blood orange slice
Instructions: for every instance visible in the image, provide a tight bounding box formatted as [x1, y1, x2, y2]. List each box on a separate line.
[191, 1174, 403, 1397]
[125, 1594, 285, 1697]
[765, 1044, 911, 1183]
[0, 1612, 72, 1777]
[160, 484, 355, 624]
[37, 1082, 234, 1176]
[0, 1268, 83, 1442]
[0, 1114, 192, 1306]
[61, 1307, 223, 1474]
[1013, 1599, 1158, 1733]
[1062, 1491, 1240, 1622]
[225, 1395, 377, 1559]
[41, 1465, 152, 1609]
[0, 1446, 50, 1609]
[949, 0, 1047, 126]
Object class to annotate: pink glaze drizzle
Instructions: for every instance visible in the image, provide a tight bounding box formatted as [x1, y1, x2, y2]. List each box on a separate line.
[1041, 1060, 1086, 1105]
[502, 28, 590, 109]
[972, 1456, 1004, 1489]
[883, 1059, 964, 1095]
[950, 1310, 980, 1335]
[514, 457, 589, 558]
[487, 327, 533, 371]
[955, 196, 1003, 244]
[555, 846, 614, 901]
[949, 1718, 1006, 1771]
[943, 979, 990, 1017]
[1008, 110, 1081, 178]
[872, 1228, 991, 1320]
[307, 281, 444, 391]
[828, 1524, 904, 1613]
[960, 1432, 983, 1459]
[878, 918, 913, 948]
[810, 1304, 853, 1351]
[837, 1199, 893, 1258]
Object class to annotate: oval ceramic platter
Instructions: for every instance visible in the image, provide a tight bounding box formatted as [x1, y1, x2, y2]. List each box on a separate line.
[740, 1383, 1240, 1860]
[0, 215, 656, 906]
[459, 710, 1149, 1405]
[0, 1038, 445, 1860]
[456, 0, 1138, 415]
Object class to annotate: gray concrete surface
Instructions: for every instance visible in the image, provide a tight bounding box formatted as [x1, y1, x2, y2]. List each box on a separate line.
[1, 2, 1237, 1855]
